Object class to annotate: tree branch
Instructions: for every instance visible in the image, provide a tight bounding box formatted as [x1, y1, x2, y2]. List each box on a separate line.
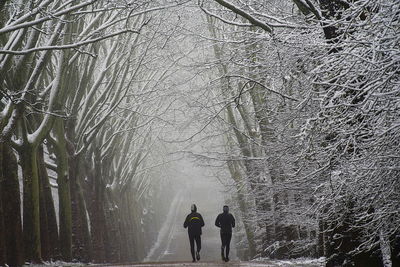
[0, 0, 95, 35]
[199, 4, 253, 27]
[292, 0, 321, 20]
[226, 75, 299, 101]
[212, 0, 273, 33]
[0, 29, 139, 55]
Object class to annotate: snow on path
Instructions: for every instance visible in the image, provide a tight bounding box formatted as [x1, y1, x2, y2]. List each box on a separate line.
[101, 263, 271, 267]
[96, 257, 325, 267]
[25, 258, 325, 267]
[143, 179, 237, 262]
[144, 191, 185, 262]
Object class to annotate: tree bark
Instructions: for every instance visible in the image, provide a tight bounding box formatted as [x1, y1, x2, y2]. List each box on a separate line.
[105, 199, 122, 262]
[391, 233, 400, 267]
[51, 118, 72, 261]
[120, 193, 131, 261]
[70, 154, 92, 262]
[1, 143, 24, 267]
[38, 155, 51, 261]
[318, 0, 349, 41]
[0, 143, 6, 266]
[121, 192, 137, 261]
[37, 145, 59, 260]
[21, 143, 42, 262]
[64, 91, 93, 261]
[317, 219, 325, 257]
[212, 0, 272, 33]
[87, 152, 108, 263]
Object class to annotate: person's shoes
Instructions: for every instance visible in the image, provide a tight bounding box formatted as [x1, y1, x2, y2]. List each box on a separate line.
[196, 251, 200, 261]
[225, 256, 230, 262]
[221, 253, 225, 261]
[192, 259, 196, 262]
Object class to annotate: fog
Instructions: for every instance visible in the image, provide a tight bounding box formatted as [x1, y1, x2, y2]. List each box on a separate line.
[144, 157, 238, 262]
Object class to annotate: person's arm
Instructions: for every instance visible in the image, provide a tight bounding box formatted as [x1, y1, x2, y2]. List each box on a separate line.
[200, 214, 205, 227]
[184, 215, 189, 228]
[215, 214, 221, 228]
[231, 214, 235, 228]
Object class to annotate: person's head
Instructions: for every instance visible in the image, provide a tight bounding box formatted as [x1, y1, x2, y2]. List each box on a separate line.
[191, 204, 197, 212]
[223, 205, 229, 213]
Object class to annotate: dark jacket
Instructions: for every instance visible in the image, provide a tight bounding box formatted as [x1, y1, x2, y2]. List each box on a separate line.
[184, 212, 205, 236]
[215, 211, 235, 234]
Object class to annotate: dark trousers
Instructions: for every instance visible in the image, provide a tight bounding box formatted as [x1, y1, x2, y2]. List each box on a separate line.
[189, 234, 201, 260]
[220, 232, 232, 257]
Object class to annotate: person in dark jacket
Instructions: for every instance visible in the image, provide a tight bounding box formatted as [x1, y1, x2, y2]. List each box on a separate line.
[183, 204, 205, 262]
[215, 205, 235, 262]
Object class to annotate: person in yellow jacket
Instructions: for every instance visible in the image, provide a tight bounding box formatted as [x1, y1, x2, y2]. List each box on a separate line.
[183, 204, 205, 262]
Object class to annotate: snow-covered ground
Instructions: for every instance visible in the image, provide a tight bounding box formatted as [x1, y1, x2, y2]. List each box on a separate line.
[250, 257, 325, 266]
[24, 259, 325, 267]
[102, 261, 324, 267]
[126, 258, 325, 266]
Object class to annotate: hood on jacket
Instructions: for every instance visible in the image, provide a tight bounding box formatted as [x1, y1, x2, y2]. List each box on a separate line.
[191, 204, 197, 212]
[223, 205, 229, 213]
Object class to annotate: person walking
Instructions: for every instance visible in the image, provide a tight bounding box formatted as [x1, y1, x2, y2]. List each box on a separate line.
[215, 205, 235, 262]
[183, 204, 205, 262]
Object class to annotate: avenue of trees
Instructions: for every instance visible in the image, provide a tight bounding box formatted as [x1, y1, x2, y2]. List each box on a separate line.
[0, 0, 189, 265]
[0, 0, 399, 267]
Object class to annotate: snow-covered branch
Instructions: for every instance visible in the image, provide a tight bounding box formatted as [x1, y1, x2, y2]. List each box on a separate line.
[212, 0, 273, 33]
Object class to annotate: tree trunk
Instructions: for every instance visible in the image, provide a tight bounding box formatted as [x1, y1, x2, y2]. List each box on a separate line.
[226, 159, 257, 258]
[318, 0, 350, 53]
[64, 117, 91, 261]
[21, 143, 42, 263]
[121, 192, 136, 261]
[206, 15, 259, 258]
[88, 164, 108, 263]
[391, 233, 400, 267]
[1, 143, 24, 267]
[0, 143, 6, 266]
[119, 193, 130, 261]
[106, 202, 122, 262]
[38, 157, 51, 261]
[37, 145, 59, 260]
[317, 219, 325, 257]
[379, 229, 393, 267]
[70, 155, 92, 262]
[105, 186, 123, 262]
[52, 118, 72, 261]
[90, 198, 107, 262]
[127, 193, 141, 261]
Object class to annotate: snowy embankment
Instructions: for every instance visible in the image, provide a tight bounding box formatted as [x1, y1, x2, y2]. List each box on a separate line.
[144, 191, 184, 262]
[251, 257, 325, 266]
